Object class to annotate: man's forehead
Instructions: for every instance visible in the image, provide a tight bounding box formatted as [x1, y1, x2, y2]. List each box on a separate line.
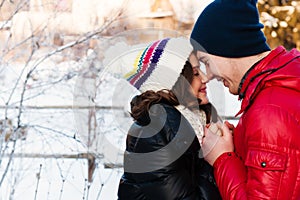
[195, 51, 210, 61]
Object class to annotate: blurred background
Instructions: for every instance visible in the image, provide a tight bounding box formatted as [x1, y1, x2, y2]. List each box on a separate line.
[0, 0, 299, 199]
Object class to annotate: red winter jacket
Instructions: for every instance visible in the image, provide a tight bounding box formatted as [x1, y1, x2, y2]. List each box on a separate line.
[213, 46, 300, 200]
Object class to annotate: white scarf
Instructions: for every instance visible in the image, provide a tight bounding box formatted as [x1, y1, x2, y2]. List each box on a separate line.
[175, 105, 206, 145]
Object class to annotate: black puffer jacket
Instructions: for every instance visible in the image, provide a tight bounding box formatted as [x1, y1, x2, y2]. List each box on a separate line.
[118, 104, 221, 200]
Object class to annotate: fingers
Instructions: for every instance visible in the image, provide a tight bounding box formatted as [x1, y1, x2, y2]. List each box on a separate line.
[216, 122, 232, 140]
[208, 122, 222, 136]
[224, 120, 234, 131]
[202, 127, 220, 157]
[202, 122, 235, 165]
[204, 120, 234, 141]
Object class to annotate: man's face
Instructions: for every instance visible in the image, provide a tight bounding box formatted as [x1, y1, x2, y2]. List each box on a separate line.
[196, 51, 241, 95]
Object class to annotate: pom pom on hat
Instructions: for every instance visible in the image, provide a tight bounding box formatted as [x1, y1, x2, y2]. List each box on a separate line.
[124, 37, 193, 92]
[190, 0, 270, 58]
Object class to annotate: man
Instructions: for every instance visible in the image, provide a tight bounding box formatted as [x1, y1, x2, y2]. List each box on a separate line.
[190, 0, 300, 199]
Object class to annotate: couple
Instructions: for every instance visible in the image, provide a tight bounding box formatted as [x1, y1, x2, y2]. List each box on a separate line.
[118, 0, 300, 199]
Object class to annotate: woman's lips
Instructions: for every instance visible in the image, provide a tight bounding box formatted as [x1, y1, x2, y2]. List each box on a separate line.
[223, 80, 228, 87]
[199, 87, 207, 94]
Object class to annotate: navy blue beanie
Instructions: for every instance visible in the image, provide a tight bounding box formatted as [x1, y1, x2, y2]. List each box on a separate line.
[190, 0, 270, 58]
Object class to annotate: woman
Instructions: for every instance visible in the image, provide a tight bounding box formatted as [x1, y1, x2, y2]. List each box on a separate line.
[117, 38, 221, 200]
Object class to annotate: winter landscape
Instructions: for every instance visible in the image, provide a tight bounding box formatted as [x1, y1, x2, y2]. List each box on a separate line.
[2, 0, 298, 199]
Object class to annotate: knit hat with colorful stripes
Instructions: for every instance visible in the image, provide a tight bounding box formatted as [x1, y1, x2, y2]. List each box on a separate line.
[124, 37, 193, 92]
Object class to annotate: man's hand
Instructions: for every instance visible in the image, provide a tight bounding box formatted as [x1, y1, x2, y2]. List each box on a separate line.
[202, 122, 234, 166]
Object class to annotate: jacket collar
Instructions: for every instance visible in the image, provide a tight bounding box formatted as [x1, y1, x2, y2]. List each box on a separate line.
[235, 46, 297, 116]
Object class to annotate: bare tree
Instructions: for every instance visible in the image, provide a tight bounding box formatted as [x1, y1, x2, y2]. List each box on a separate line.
[0, 0, 129, 199]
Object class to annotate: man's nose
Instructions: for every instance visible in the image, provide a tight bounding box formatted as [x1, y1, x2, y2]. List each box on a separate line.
[200, 72, 209, 83]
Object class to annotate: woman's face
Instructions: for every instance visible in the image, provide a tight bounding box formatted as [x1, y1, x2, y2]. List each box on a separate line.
[189, 53, 209, 105]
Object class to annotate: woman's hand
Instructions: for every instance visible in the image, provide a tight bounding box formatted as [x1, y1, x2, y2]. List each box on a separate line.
[201, 122, 234, 166]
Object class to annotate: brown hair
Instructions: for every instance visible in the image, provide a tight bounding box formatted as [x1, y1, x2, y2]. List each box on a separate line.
[130, 60, 216, 125]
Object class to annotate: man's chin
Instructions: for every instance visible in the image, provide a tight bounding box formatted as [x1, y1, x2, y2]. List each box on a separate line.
[228, 88, 239, 95]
